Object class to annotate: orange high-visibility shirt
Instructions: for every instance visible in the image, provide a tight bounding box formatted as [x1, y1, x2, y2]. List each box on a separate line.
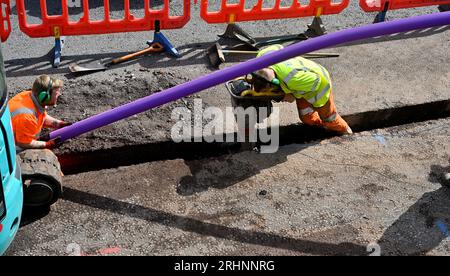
[8, 90, 47, 144]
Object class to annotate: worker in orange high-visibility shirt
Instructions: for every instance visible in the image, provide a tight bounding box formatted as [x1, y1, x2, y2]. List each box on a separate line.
[8, 75, 71, 152]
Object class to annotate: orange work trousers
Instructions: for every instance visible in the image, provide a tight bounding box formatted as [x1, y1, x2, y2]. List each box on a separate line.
[296, 92, 352, 134]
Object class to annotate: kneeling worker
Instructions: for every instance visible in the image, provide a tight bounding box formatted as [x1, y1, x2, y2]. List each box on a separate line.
[252, 44, 352, 135]
[8, 75, 71, 152]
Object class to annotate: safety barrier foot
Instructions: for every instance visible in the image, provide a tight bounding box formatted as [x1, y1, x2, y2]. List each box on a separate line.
[306, 17, 326, 37]
[218, 23, 256, 44]
[146, 21, 180, 58]
[148, 32, 180, 58]
[374, 1, 389, 23]
[374, 10, 388, 23]
[53, 36, 65, 68]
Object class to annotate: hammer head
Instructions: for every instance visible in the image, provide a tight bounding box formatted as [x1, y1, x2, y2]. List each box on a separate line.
[207, 42, 226, 68]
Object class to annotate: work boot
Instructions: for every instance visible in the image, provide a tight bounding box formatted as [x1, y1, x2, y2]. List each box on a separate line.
[323, 114, 353, 135]
[300, 111, 323, 127]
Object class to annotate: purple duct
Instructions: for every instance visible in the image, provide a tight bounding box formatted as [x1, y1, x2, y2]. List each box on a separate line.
[51, 12, 450, 142]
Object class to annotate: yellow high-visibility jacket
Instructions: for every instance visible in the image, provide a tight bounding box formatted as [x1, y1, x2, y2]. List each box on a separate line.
[257, 44, 332, 108]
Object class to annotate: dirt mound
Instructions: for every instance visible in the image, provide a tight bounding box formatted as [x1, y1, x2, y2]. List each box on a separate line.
[49, 71, 204, 153]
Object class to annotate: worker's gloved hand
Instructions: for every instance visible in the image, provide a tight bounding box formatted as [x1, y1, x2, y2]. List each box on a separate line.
[58, 121, 72, 129]
[45, 137, 63, 149]
[39, 133, 51, 141]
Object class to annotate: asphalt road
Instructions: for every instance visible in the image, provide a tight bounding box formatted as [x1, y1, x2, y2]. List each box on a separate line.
[7, 118, 450, 256]
[1, 1, 449, 256]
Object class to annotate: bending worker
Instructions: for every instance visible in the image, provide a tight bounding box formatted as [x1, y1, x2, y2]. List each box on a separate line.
[8, 75, 70, 152]
[252, 44, 352, 135]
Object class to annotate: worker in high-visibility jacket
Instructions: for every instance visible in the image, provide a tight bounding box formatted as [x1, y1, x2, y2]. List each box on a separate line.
[253, 45, 352, 135]
[8, 75, 71, 152]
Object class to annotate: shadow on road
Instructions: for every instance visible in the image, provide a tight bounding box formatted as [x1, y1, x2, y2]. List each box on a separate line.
[176, 126, 337, 196]
[176, 143, 302, 196]
[6, 23, 449, 78]
[19, 206, 50, 228]
[4, 41, 214, 78]
[62, 185, 367, 255]
[377, 159, 450, 255]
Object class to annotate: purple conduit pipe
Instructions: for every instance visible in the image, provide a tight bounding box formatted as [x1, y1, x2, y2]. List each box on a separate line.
[51, 12, 450, 142]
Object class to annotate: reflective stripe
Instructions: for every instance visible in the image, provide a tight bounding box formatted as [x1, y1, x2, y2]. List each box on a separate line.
[283, 67, 313, 84]
[311, 76, 320, 92]
[10, 107, 38, 120]
[293, 91, 308, 97]
[283, 64, 319, 89]
[282, 60, 331, 105]
[318, 64, 330, 83]
[293, 60, 310, 72]
[307, 84, 330, 104]
[283, 69, 299, 84]
[299, 60, 329, 83]
[258, 45, 284, 57]
[322, 112, 337, 122]
[299, 107, 314, 116]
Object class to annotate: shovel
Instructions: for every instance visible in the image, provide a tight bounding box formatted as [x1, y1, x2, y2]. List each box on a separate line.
[69, 43, 164, 73]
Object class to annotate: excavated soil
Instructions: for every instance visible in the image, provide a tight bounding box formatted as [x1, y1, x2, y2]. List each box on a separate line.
[44, 70, 207, 154]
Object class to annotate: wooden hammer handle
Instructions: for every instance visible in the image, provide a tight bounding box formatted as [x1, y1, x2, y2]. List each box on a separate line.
[110, 43, 164, 65]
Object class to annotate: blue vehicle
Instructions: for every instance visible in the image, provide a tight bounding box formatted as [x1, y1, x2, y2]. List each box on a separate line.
[0, 41, 63, 255]
[0, 44, 23, 255]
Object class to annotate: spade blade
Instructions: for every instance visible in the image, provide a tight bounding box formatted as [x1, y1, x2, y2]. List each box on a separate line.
[69, 60, 109, 73]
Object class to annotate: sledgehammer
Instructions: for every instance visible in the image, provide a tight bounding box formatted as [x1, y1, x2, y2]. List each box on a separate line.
[207, 42, 340, 68]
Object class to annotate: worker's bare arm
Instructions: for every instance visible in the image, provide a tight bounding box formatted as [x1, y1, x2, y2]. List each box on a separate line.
[16, 140, 47, 150]
[17, 138, 61, 150]
[44, 114, 68, 129]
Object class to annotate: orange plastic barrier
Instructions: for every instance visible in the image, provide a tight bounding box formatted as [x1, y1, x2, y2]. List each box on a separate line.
[197, 0, 350, 24]
[360, 0, 450, 12]
[16, 0, 191, 38]
[0, 0, 11, 42]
